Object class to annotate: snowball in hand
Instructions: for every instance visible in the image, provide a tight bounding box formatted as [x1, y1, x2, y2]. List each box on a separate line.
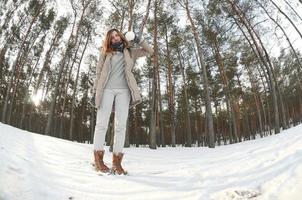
[125, 31, 135, 41]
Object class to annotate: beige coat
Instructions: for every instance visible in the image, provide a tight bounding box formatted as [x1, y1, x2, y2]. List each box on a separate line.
[93, 40, 154, 109]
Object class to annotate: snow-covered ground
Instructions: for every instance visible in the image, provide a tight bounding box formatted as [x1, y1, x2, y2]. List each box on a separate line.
[0, 122, 302, 200]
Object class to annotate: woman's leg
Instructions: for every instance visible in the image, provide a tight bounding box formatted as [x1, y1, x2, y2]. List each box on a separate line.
[93, 89, 115, 150]
[112, 88, 131, 153]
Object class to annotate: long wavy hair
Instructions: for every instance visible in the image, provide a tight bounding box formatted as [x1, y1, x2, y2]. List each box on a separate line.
[101, 28, 130, 54]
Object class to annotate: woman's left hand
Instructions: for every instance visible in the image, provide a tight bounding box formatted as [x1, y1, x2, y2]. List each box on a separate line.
[125, 31, 143, 44]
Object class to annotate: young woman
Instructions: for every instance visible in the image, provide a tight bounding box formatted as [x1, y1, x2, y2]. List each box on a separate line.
[92, 28, 154, 175]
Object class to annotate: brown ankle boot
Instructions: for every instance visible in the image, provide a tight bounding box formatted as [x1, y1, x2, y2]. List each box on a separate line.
[112, 152, 127, 175]
[93, 150, 110, 173]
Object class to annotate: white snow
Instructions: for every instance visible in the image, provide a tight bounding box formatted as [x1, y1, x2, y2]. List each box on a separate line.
[0, 122, 302, 200]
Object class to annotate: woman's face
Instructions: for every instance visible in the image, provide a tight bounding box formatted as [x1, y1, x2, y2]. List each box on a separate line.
[110, 31, 121, 44]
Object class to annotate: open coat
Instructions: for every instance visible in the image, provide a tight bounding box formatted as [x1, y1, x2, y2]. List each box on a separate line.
[93, 40, 154, 109]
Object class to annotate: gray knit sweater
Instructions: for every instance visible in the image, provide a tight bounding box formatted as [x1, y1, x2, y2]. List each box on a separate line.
[104, 51, 129, 89]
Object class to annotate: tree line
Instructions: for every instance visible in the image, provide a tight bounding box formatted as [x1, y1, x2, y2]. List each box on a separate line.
[0, 0, 302, 149]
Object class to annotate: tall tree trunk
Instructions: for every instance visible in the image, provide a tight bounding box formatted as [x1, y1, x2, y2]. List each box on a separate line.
[34, 29, 63, 94]
[256, 0, 302, 130]
[228, 0, 280, 134]
[45, 4, 87, 136]
[177, 48, 192, 147]
[212, 36, 238, 143]
[260, 95, 268, 135]
[125, 118, 130, 147]
[90, 105, 95, 143]
[155, 49, 165, 147]
[149, 0, 158, 149]
[127, 0, 135, 30]
[157, 85, 165, 147]
[256, 0, 302, 120]
[0, 45, 8, 101]
[70, 33, 90, 140]
[135, 106, 142, 147]
[7, 31, 44, 124]
[259, 70, 273, 135]
[276, 85, 289, 129]
[183, 0, 215, 147]
[80, 89, 89, 142]
[59, 57, 73, 138]
[193, 100, 200, 145]
[130, 108, 138, 147]
[20, 56, 40, 129]
[246, 65, 264, 137]
[139, 0, 152, 33]
[164, 23, 176, 147]
[1, 2, 44, 123]
[233, 18, 271, 136]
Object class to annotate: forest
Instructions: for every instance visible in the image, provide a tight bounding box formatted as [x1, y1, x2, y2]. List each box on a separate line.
[0, 0, 302, 149]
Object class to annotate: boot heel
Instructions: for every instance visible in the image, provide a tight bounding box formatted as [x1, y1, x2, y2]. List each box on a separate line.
[112, 152, 126, 175]
[94, 150, 110, 173]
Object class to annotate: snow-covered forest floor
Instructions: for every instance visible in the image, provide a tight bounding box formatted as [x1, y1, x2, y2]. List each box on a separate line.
[1, 122, 302, 200]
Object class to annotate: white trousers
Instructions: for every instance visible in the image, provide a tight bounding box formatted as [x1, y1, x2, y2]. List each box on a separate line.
[93, 88, 131, 153]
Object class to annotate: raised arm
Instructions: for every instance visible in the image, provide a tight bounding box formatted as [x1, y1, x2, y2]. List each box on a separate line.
[131, 40, 154, 60]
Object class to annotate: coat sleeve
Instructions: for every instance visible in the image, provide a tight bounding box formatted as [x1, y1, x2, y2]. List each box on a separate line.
[131, 40, 154, 60]
[93, 48, 106, 93]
